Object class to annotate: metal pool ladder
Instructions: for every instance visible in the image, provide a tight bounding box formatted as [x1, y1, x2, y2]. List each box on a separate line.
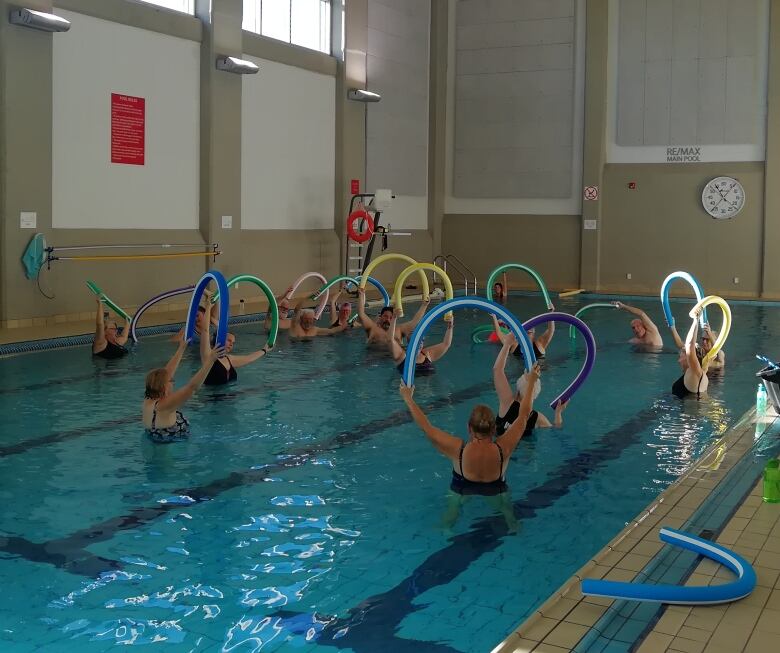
[433, 254, 478, 295]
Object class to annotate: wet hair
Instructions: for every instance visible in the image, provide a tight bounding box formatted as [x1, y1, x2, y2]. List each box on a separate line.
[380, 306, 393, 317]
[494, 282, 504, 293]
[197, 306, 206, 314]
[468, 404, 496, 438]
[145, 368, 169, 399]
[301, 309, 315, 320]
[516, 373, 541, 401]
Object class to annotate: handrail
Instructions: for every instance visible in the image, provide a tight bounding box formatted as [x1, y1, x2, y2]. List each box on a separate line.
[433, 253, 476, 294]
[445, 254, 477, 294]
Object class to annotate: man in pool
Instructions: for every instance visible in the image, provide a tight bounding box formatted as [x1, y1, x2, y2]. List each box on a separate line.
[356, 286, 429, 346]
[289, 299, 346, 339]
[614, 301, 663, 348]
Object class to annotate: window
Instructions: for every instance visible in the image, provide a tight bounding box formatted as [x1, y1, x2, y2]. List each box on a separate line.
[132, 0, 195, 13]
[243, 0, 331, 55]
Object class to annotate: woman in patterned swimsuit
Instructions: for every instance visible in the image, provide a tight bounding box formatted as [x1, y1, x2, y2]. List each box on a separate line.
[142, 339, 225, 443]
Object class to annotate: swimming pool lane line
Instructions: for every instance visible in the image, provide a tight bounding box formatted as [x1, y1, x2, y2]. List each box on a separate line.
[0, 343, 691, 577]
[0, 386, 673, 653]
[0, 380, 499, 576]
[0, 331, 609, 458]
[261, 399, 674, 653]
[0, 352, 377, 459]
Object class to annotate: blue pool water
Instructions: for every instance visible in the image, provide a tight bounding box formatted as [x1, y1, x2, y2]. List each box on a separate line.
[0, 295, 774, 652]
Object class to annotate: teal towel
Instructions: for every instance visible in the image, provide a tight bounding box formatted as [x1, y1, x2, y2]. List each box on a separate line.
[22, 233, 46, 280]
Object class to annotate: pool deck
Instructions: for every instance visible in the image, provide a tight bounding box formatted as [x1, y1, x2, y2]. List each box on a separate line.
[495, 408, 780, 653]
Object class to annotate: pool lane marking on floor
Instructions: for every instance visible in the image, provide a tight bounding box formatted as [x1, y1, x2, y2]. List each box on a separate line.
[0, 344, 671, 578]
[263, 402, 669, 652]
[0, 391, 722, 649]
[0, 354, 375, 459]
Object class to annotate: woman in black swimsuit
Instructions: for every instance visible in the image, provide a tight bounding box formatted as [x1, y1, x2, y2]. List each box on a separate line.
[142, 340, 225, 442]
[92, 296, 130, 359]
[493, 333, 566, 437]
[199, 301, 272, 386]
[388, 308, 453, 376]
[399, 366, 539, 530]
[491, 313, 555, 360]
[672, 307, 710, 399]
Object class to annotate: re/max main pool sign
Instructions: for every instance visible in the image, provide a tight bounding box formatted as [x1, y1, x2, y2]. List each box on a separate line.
[666, 146, 702, 163]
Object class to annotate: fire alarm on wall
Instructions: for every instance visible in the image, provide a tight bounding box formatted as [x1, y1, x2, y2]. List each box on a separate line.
[628, 182, 637, 190]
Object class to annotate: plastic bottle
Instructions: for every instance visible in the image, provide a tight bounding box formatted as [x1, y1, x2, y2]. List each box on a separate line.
[757, 383, 768, 415]
[763, 460, 780, 503]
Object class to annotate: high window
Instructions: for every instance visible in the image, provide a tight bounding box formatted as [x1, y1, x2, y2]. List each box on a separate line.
[243, 0, 332, 55]
[133, 0, 195, 14]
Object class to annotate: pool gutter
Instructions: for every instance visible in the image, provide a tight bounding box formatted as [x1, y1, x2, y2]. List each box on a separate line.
[492, 405, 778, 653]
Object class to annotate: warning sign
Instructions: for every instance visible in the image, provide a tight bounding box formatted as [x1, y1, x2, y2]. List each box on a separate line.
[583, 185, 599, 201]
[111, 93, 145, 165]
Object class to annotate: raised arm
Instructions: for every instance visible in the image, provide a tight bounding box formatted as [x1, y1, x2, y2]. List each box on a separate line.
[616, 302, 659, 333]
[158, 346, 225, 411]
[115, 313, 131, 346]
[199, 300, 214, 365]
[424, 317, 454, 362]
[493, 335, 516, 413]
[399, 383, 462, 460]
[536, 306, 556, 349]
[399, 297, 431, 337]
[92, 297, 107, 353]
[669, 324, 684, 349]
[387, 311, 406, 362]
[684, 313, 705, 375]
[357, 286, 379, 332]
[328, 287, 344, 324]
[164, 338, 188, 378]
[499, 363, 540, 454]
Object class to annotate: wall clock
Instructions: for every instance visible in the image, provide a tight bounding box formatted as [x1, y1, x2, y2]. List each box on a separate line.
[701, 177, 745, 219]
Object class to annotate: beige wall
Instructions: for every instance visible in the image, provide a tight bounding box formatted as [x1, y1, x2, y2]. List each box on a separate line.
[442, 215, 581, 291]
[599, 163, 765, 297]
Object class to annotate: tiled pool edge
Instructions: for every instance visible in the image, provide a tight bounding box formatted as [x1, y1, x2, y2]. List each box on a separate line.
[493, 406, 776, 653]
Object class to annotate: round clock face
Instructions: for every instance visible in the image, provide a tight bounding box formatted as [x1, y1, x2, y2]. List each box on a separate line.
[701, 177, 745, 219]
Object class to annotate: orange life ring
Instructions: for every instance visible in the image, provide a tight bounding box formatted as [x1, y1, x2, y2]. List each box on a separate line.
[347, 210, 374, 243]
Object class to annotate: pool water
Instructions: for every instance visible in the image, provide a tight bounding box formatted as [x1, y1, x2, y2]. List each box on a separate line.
[0, 295, 774, 652]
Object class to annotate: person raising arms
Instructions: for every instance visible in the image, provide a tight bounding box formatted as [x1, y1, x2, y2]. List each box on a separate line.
[142, 339, 225, 442]
[615, 301, 663, 348]
[493, 332, 566, 437]
[92, 296, 130, 359]
[357, 286, 429, 346]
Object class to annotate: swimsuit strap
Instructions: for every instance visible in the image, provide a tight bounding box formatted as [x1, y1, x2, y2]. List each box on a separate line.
[458, 442, 466, 477]
[151, 400, 159, 429]
[495, 442, 505, 479]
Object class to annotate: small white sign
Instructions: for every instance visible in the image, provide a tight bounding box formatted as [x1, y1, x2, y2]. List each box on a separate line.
[221, 215, 233, 229]
[20, 211, 37, 229]
[584, 220, 597, 230]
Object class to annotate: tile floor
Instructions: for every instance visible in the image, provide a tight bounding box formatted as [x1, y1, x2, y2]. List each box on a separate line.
[495, 410, 780, 653]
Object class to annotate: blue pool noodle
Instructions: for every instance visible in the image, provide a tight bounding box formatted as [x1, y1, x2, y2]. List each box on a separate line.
[403, 297, 536, 387]
[184, 271, 229, 348]
[582, 527, 756, 605]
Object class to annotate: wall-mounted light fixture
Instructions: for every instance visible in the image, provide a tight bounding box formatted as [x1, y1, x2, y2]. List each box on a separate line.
[348, 89, 381, 103]
[216, 56, 259, 75]
[9, 8, 71, 32]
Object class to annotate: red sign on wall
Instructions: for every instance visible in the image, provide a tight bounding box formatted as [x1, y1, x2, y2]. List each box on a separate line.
[111, 93, 145, 165]
[350, 179, 360, 195]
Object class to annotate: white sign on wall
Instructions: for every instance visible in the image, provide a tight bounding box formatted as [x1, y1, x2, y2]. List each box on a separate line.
[20, 212, 37, 229]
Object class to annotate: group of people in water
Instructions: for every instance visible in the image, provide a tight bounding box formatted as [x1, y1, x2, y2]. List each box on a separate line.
[90, 277, 725, 513]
